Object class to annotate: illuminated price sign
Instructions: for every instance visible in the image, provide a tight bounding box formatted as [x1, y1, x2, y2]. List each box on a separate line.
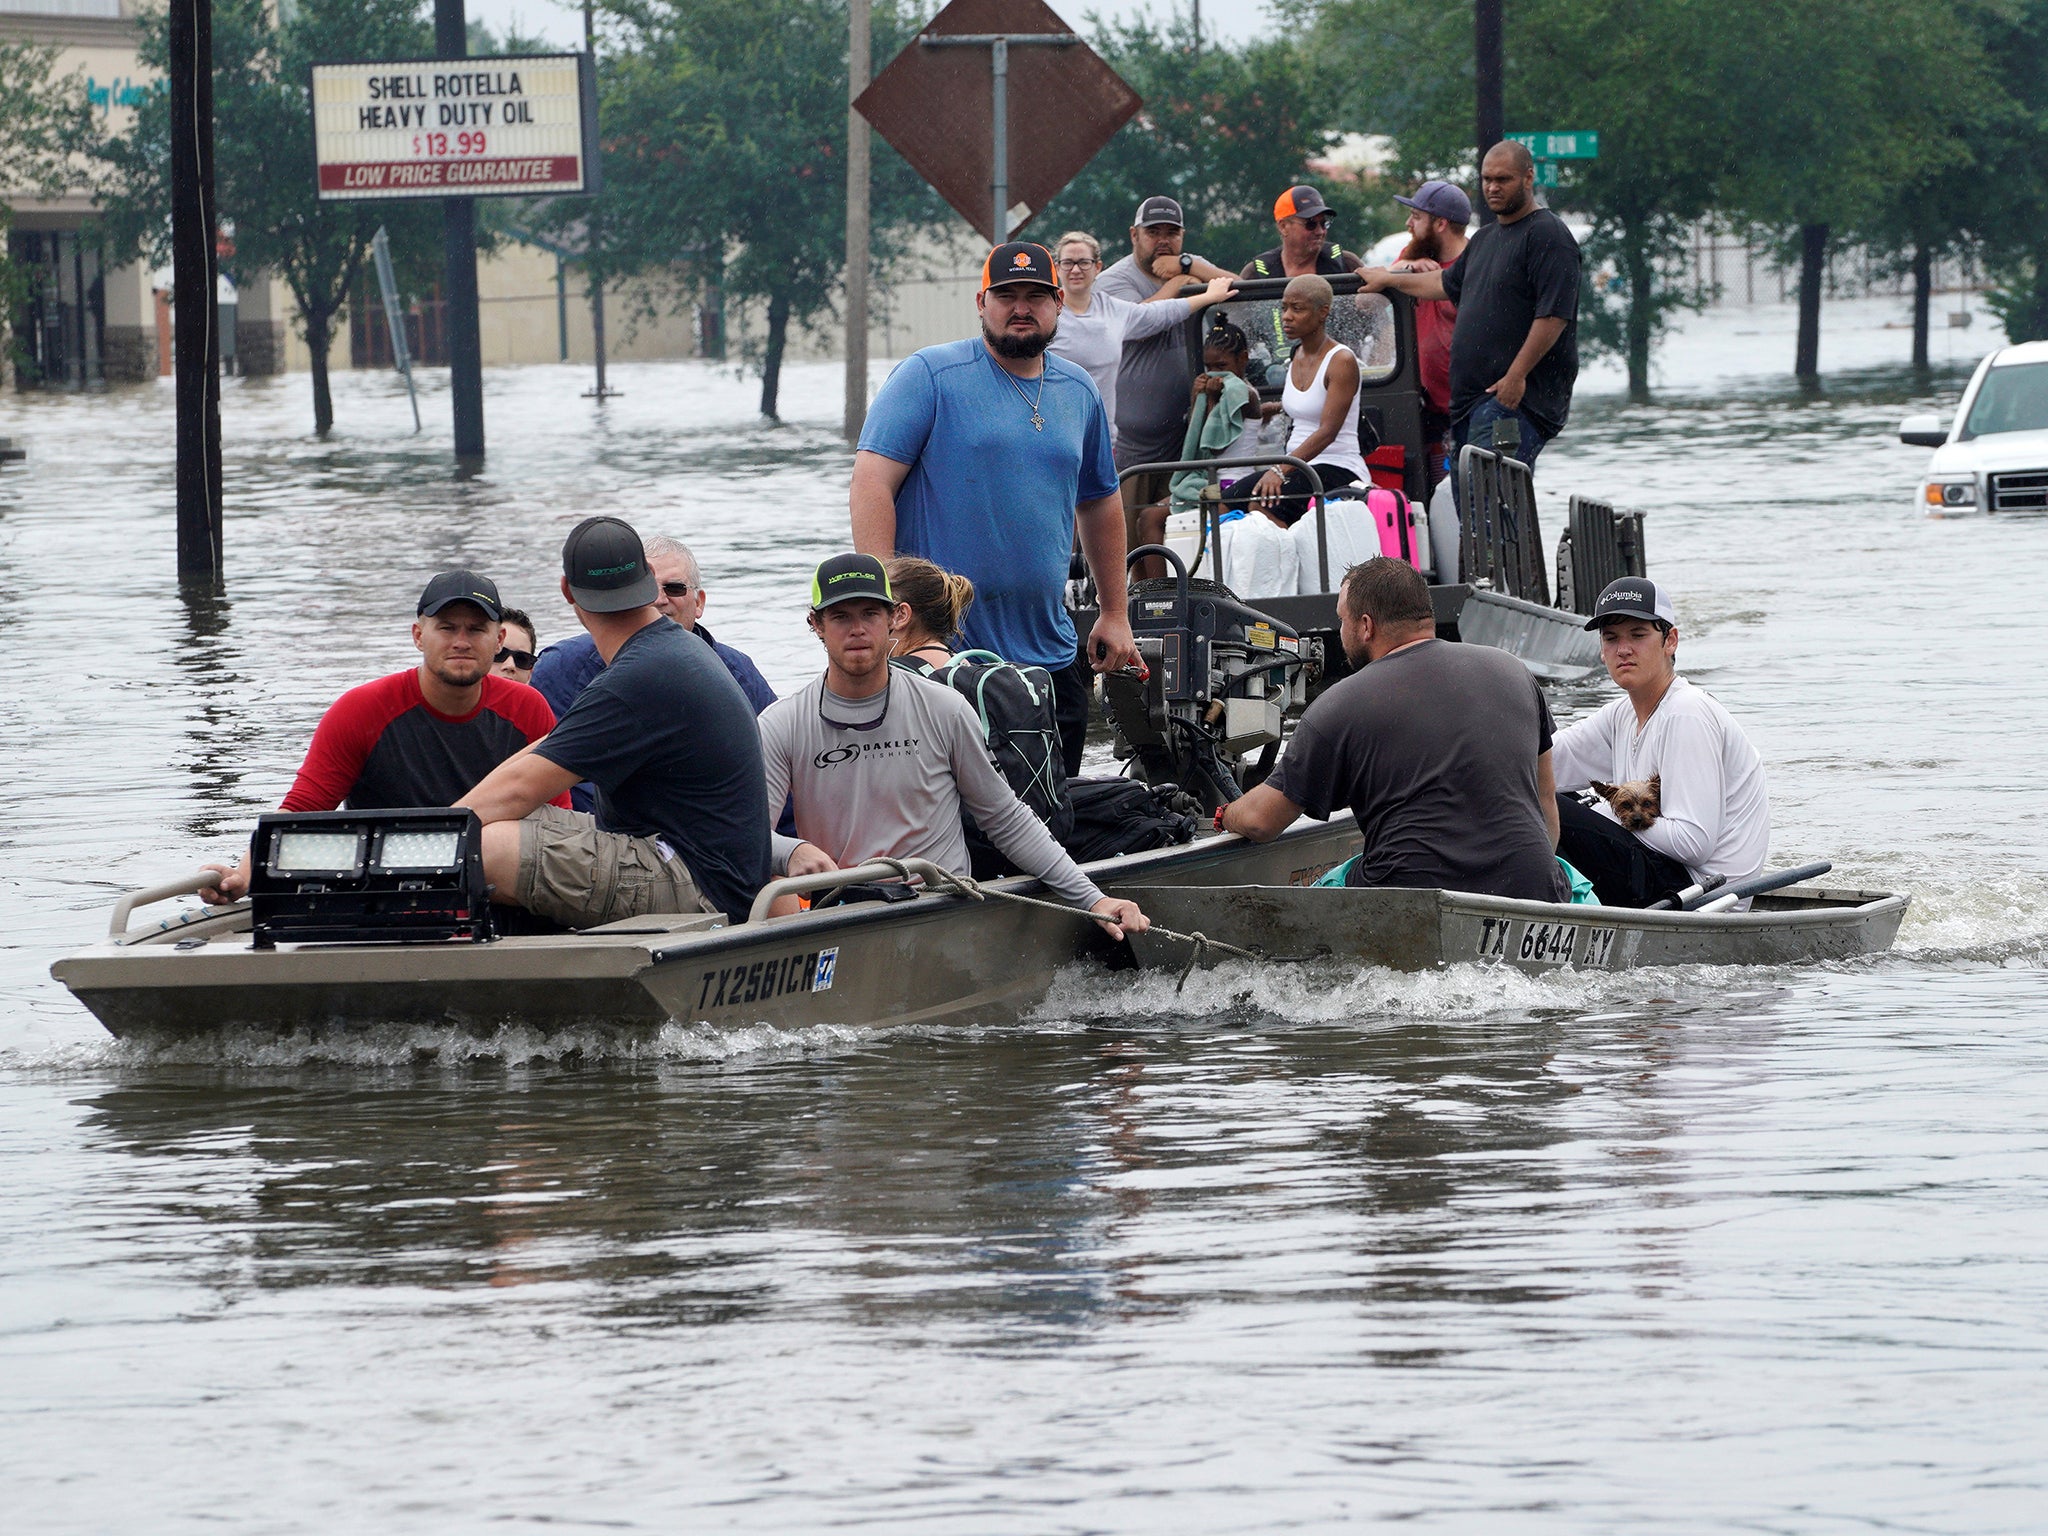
[311, 54, 600, 200]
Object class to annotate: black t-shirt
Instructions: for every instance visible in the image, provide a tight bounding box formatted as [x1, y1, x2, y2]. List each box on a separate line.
[1440, 208, 1580, 438]
[1240, 245, 1362, 279]
[1267, 638, 1560, 901]
[534, 620, 771, 923]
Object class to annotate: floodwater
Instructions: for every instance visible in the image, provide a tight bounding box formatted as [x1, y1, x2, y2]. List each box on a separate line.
[4, 296, 2045, 1531]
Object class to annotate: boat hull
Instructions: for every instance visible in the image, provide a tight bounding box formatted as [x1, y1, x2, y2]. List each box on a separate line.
[1122, 882, 1909, 974]
[53, 823, 1360, 1039]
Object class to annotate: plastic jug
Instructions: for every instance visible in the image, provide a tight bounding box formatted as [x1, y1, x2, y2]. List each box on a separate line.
[1220, 510, 1300, 599]
[1290, 498, 1381, 593]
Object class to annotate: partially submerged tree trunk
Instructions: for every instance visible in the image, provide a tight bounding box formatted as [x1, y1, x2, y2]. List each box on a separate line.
[307, 305, 334, 435]
[759, 288, 790, 419]
[1911, 242, 1932, 371]
[1796, 223, 1828, 381]
[1621, 219, 1656, 401]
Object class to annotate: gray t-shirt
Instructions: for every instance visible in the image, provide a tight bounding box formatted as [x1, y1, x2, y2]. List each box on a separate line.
[1267, 638, 1560, 901]
[1097, 252, 1212, 469]
[757, 670, 1105, 908]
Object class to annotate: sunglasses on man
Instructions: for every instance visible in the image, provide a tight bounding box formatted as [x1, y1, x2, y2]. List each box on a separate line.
[495, 647, 538, 670]
[661, 580, 692, 598]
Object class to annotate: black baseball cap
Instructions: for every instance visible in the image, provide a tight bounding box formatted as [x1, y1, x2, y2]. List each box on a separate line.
[1133, 195, 1184, 228]
[561, 515, 658, 613]
[1584, 577, 1678, 630]
[980, 242, 1060, 292]
[417, 569, 502, 622]
[810, 553, 895, 611]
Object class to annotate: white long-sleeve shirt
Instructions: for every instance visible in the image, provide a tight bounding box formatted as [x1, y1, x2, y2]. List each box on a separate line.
[1552, 676, 1771, 890]
[757, 671, 1105, 908]
[1047, 291, 1196, 444]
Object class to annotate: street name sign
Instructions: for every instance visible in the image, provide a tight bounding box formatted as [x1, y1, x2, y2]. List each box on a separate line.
[856, 0, 1139, 245]
[311, 55, 600, 200]
[1508, 130, 1600, 160]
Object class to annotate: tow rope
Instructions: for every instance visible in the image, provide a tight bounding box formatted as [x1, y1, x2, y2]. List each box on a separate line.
[860, 859, 1278, 994]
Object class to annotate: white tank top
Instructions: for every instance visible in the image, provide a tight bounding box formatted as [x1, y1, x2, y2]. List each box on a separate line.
[1281, 342, 1369, 482]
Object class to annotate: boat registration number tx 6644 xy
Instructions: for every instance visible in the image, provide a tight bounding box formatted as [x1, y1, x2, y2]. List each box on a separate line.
[696, 947, 840, 1011]
[1476, 917, 1620, 968]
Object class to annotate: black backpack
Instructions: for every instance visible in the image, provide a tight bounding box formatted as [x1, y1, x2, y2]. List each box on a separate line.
[1061, 777, 1199, 863]
[895, 649, 1074, 849]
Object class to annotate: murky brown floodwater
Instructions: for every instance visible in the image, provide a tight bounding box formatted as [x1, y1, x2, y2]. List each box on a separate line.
[4, 297, 2045, 1531]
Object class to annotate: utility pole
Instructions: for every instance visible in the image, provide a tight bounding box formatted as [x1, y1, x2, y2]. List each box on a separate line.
[1474, 0, 1503, 224]
[581, 0, 617, 400]
[844, 0, 871, 443]
[169, 0, 222, 586]
[435, 0, 485, 456]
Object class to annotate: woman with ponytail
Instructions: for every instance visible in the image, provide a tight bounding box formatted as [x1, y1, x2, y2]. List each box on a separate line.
[886, 557, 976, 675]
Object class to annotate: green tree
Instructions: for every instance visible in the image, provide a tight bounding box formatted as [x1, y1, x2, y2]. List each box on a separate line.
[587, 0, 944, 418]
[98, 0, 447, 434]
[1, 37, 97, 372]
[1715, 0, 1993, 380]
[1973, 1, 2048, 343]
[1028, 17, 1398, 268]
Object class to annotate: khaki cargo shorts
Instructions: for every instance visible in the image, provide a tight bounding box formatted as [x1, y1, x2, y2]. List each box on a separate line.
[515, 805, 712, 929]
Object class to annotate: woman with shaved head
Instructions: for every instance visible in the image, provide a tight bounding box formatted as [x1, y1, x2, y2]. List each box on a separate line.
[1241, 273, 1369, 526]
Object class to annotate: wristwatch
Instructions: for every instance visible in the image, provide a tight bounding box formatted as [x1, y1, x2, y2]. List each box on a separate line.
[1178, 253, 1195, 274]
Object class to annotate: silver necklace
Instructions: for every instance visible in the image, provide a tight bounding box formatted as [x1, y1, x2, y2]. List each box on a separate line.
[1000, 364, 1046, 431]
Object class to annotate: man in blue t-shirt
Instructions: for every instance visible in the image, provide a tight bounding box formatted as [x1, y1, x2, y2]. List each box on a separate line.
[459, 516, 772, 927]
[850, 240, 1141, 776]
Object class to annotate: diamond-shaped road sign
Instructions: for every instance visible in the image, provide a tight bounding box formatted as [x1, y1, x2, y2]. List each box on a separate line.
[855, 0, 1140, 246]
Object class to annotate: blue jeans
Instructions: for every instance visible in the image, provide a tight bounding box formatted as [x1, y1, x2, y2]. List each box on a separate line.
[1454, 396, 1548, 473]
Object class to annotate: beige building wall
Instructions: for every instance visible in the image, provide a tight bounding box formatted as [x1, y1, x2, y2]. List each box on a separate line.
[3, 0, 159, 382]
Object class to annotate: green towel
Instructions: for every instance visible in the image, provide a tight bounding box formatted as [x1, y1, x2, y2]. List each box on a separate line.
[1317, 853, 1596, 904]
[1168, 373, 1255, 512]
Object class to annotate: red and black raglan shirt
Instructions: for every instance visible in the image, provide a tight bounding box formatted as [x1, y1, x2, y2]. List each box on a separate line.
[279, 670, 572, 813]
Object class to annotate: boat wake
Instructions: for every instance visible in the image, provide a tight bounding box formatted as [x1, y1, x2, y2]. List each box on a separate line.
[8, 1016, 894, 1072]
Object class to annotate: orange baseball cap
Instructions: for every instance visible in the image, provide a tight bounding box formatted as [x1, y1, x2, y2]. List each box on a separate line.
[1274, 185, 1333, 223]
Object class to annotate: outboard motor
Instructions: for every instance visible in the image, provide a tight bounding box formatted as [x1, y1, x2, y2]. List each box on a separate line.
[1102, 546, 1317, 814]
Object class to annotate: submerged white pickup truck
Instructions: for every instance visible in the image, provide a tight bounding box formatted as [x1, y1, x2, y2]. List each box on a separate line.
[1899, 340, 2048, 515]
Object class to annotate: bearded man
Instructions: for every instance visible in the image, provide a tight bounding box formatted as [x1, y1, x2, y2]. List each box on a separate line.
[851, 241, 1140, 777]
[1386, 179, 1472, 491]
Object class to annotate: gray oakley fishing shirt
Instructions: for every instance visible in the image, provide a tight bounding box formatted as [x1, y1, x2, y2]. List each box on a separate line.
[758, 670, 1105, 908]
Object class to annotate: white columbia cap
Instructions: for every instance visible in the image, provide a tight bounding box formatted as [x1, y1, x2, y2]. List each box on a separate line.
[1584, 577, 1677, 630]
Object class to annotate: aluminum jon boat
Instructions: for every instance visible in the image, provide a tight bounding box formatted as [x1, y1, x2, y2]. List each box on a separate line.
[1122, 879, 1909, 976]
[51, 820, 1362, 1041]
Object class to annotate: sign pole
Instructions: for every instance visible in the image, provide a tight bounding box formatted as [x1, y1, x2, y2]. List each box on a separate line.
[580, 0, 617, 401]
[434, 0, 485, 457]
[844, 0, 870, 443]
[169, 0, 222, 586]
[990, 36, 1008, 241]
[919, 31, 1080, 244]
[371, 226, 422, 432]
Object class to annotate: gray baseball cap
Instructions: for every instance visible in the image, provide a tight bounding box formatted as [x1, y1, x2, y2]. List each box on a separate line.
[1133, 195, 1184, 228]
[561, 516, 658, 613]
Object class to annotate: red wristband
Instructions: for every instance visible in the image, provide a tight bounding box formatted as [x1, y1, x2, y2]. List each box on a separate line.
[1213, 806, 1228, 832]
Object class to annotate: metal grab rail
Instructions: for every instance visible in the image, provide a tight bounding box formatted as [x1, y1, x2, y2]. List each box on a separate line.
[1120, 454, 1331, 590]
[109, 870, 234, 938]
[746, 857, 958, 925]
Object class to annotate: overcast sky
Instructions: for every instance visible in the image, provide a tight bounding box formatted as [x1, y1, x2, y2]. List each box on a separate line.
[464, 0, 1279, 52]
